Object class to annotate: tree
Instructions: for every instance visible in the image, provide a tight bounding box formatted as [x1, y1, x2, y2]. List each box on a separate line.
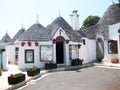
[82, 15, 100, 27]
[118, 0, 120, 6]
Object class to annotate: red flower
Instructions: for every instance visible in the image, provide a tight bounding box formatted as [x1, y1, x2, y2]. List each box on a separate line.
[81, 59, 84, 62]
[28, 41, 31, 46]
[78, 44, 81, 49]
[66, 40, 69, 44]
[52, 39, 56, 44]
[21, 42, 25, 46]
[10, 74, 14, 77]
[35, 42, 39, 46]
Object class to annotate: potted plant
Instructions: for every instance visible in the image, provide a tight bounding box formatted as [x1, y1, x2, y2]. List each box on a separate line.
[0, 69, 2, 76]
[111, 58, 119, 64]
[71, 58, 84, 66]
[27, 66, 40, 76]
[8, 73, 25, 84]
[44, 60, 57, 69]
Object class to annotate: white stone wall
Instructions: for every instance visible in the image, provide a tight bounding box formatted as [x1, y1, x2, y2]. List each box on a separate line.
[18, 41, 52, 69]
[103, 22, 120, 62]
[3, 52, 8, 70]
[6, 45, 15, 64]
[79, 38, 96, 63]
[103, 40, 118, 62]
[18, 28, 96, 69]
[109, 23, 120, 40]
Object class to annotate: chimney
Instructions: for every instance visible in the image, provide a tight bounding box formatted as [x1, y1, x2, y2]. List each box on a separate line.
[70, 10, 80, 30]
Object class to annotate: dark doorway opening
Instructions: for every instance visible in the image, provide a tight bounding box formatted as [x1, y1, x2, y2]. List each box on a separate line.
[56, 42, 64, 64]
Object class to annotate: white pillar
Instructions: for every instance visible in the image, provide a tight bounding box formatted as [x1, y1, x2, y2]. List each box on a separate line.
[3, 52, 8, 70]
[65, 44, 70, 65]
[53, 44, 56, 63]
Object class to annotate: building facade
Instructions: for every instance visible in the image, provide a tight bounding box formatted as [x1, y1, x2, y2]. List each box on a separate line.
[17, 14, 96, 69]
[4, 3, 120, 70]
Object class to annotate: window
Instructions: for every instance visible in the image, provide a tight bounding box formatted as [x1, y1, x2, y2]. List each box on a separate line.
[69, 45, 79, 60]
[108, 40, 118, 54]
[15, 48, 19, 60]
[83, 39, 85, 45]
[25, 50, 34, 63]
[40, 45, 53, 62]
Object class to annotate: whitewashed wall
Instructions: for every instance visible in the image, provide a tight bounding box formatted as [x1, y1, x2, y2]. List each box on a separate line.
[103, 40, 118, 62]
[18, 28, 81, 69]
[79, 38, 96, 63]
[103, 23, 120, 62]
[18, 28, 96, 69]
[109, 23, 120, 40]
[18, 41, 53, 69]
[6, 45, 15, 64]
[3, 52, 8, 70]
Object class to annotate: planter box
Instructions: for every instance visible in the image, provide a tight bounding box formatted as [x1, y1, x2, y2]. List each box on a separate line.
[27, 68, 40, 76]
[8, 74, 25, 85]
[45, 63, 57, 69]
[71, 59, 82, 66]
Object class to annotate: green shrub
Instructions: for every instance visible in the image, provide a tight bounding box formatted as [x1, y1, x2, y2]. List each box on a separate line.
[0, 70, 2, 76]
[10, 73, 23, 78]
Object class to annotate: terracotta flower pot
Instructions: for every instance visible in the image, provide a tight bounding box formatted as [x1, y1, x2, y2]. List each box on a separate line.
[111, 58, 119, 64]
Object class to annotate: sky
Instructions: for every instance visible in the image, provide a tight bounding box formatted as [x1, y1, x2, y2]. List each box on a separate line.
[0, 0, 118, 38]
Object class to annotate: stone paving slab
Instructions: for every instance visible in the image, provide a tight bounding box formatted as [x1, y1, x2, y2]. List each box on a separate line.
[1, 62, 120, 90]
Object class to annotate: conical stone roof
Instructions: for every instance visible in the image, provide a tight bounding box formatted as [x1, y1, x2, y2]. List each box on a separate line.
[81, 4, 120, 39]
[19, 23, 46, 41]
[10, 28, 25, 43]
[98, 4, 120, 25]
[46, 17, 82, 42]
[0, 33, 11, 43]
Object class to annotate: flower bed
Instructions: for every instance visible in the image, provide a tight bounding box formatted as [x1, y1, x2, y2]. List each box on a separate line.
[8, 73, 25, 85]
[27, 66, 40, 76]
[44, 61, 57, 69]
[71, 59, 84, 66]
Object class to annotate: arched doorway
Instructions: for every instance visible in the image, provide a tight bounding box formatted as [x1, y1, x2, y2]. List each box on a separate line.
[56, 36, 65, 64]
[96, 38, 104, 62]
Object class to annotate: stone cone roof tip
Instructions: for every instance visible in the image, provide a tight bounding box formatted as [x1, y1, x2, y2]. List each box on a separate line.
[47, 16, 73, 30]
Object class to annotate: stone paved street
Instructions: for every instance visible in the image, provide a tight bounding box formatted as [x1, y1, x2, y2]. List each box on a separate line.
[19, 66, 120, 90]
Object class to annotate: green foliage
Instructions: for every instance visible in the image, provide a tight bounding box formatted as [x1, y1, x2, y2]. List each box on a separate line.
[82, 15, 100, 27]
[118, 0, 120, 6]
[10, 73, 23, 78]
[30, 65, 39, 71]
[0, 70, 2, 76]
